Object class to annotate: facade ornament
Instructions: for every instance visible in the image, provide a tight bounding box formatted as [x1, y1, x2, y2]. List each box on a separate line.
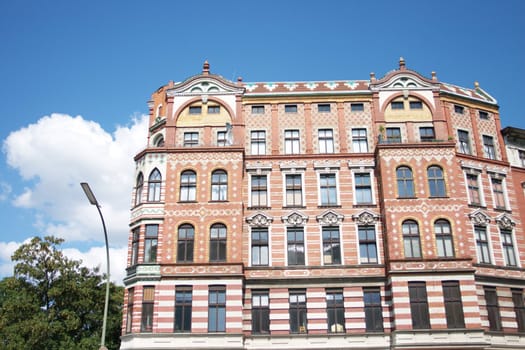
[496, 214, 515, 230]
[246, 212, 273, 227]
[352, 210, 380, 225]
[282, 211, 308, 226]
[468, 210, 491, 227]
[316, 210, 344, 226]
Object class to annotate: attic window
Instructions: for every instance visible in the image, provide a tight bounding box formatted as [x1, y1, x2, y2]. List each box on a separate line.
[285, 105, 298, 113]
[189, 106, 202, 115]
[208, 105, 220, 114]
[391, 101, 404, 110]
[479, 111, 489, 120]
[454, 105, 464, 114]
[409, 101, 423, 109]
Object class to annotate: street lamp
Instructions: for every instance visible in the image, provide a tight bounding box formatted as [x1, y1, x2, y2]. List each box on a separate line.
[80, 182, 110, 350]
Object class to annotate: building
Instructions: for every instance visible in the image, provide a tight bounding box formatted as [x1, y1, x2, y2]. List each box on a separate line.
[120, 59, 525, 350]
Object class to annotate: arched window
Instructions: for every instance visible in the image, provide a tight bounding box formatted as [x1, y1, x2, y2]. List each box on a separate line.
[154, 134, 164, 147]
[397, 166, 415, 198]
[177, 224, 194, 263]
[179, 170, 196, 201]
[402, 220, 421, 258]
[210, 223, 227, 262]
[135, 173, 144, 206]
[435, 219, 454, 257]
[211, 170, 228, 201]
[428, 166, 446, 197]
[148, 169, 162, 202]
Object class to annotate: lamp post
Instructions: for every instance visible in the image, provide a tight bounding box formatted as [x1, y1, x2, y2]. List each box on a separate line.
[80, 182, 110, 350]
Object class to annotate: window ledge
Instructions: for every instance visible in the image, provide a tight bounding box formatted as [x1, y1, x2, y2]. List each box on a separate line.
[318, 204, 341, 209]
[283, 206, 306, 209]
[178, 200, 198, 204]
[248, 206, 271, 210]
[353, 203, 377, 208]
[429, 196, 449, 199]
[209, 200, 229, 203]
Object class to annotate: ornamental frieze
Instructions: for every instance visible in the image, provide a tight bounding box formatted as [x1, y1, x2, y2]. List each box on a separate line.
[246, 212, 273, 227]
[468, 209, 491, 226]
[316, 210, 344, 225]
[495, 214, 515, 230]
[352, 210, 380, 225]
[281, 211, 308, 226]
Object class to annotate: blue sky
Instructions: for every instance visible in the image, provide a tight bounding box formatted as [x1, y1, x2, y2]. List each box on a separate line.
[1, 0, 524, 283]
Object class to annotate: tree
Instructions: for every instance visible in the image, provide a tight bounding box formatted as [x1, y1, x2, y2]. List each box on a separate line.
[0, 236, 123, 350]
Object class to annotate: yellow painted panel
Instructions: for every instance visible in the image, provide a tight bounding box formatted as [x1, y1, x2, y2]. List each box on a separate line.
[176, 103, 232, 127]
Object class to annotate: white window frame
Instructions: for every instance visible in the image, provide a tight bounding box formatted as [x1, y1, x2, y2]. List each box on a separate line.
[318, 128, 335, 154]
[351, 127, 369, 153]
[284, 226, 308, 267]
[348, 164, 376, 206]
[248, 172, 270, 208]
[318, 225, 344, 266]
[249, 226, 272, 267]
[282, 172, 305, 207]
[472, 224, 494, 265]
[463, 167, 485, 207]
[499, 228, 519, 267]
[284, 129, 301, 155]
[355, 222, 380, 264]
[316, 170, 340, 206]
[488, 173, 509, 210]
[250, 130, 267, 155]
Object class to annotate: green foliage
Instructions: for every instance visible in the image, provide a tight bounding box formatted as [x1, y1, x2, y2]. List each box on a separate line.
[0, 236, 123, 350]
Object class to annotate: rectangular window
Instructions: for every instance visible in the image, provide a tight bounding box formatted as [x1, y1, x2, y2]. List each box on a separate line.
[189, 106, 202, 114]
[208, 286, 226, 332]
[475, 226, 491, 264]
[183, 132, 199, 147]
[252, 291, 270, 334]
[208, 105, 220, 114]
[519, 150, 525, 167]
[126, 288, 134, 333]
[289, 290, 307, 333]
[352, 128, 368, 152]
[484, 286, 502, 331]
[386, 127, 401, 143]
[491, 177, 506, 209]
[287, 227, 305, 266]
[285, 174, 303, 207]
[322, 226, 341, 265]
[174, 287, 192, 332]
[359, 226, 378, 264]
[391, 101, 404, 110]
[284, 129, 300, 154]
[512, 289, 525, 332]
[483, 135, 496, 159]
[250, 175, 268, 208]
[501, 229, 517, 266]
[217, 131, 227, 146]
[141, 286, 154, 332]
[454, 105, 464, 114]
[251, 228, 269, 266]
[318, 103, 331, 112]
[351, 103, 364, 112]
[250, 130, 266, 155]
[479, 110, 489, 120]
[326, 289, 345, 333]
[144, 224, 158, 263]
[251, 105, 265, 114]
[355, 173, 373, 204]
[285, 104, 298, 113]
[410, 101, 423, 109]
[458, 130, 471, 154]
[318, 129, 334, 153]
[131, 227, 139, 266]
[419, 127, 435, 142]
[467, 173, 481, 205]
[409, 282, 430, 329]
[319, 173, 337, 205]
[442, 281, 465, 329]
[364, 288, 383, 332]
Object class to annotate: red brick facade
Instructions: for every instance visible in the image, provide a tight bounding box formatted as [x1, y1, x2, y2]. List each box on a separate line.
[120, 60, 525, 349]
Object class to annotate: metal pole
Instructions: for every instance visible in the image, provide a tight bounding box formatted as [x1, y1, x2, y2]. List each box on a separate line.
[96, 203, 110, 350]
[80, 183, 110, 350]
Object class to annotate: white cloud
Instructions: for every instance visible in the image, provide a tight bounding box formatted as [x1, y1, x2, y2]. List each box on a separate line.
[3, 113, 148, 246]
[0, 113, 148, 283]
